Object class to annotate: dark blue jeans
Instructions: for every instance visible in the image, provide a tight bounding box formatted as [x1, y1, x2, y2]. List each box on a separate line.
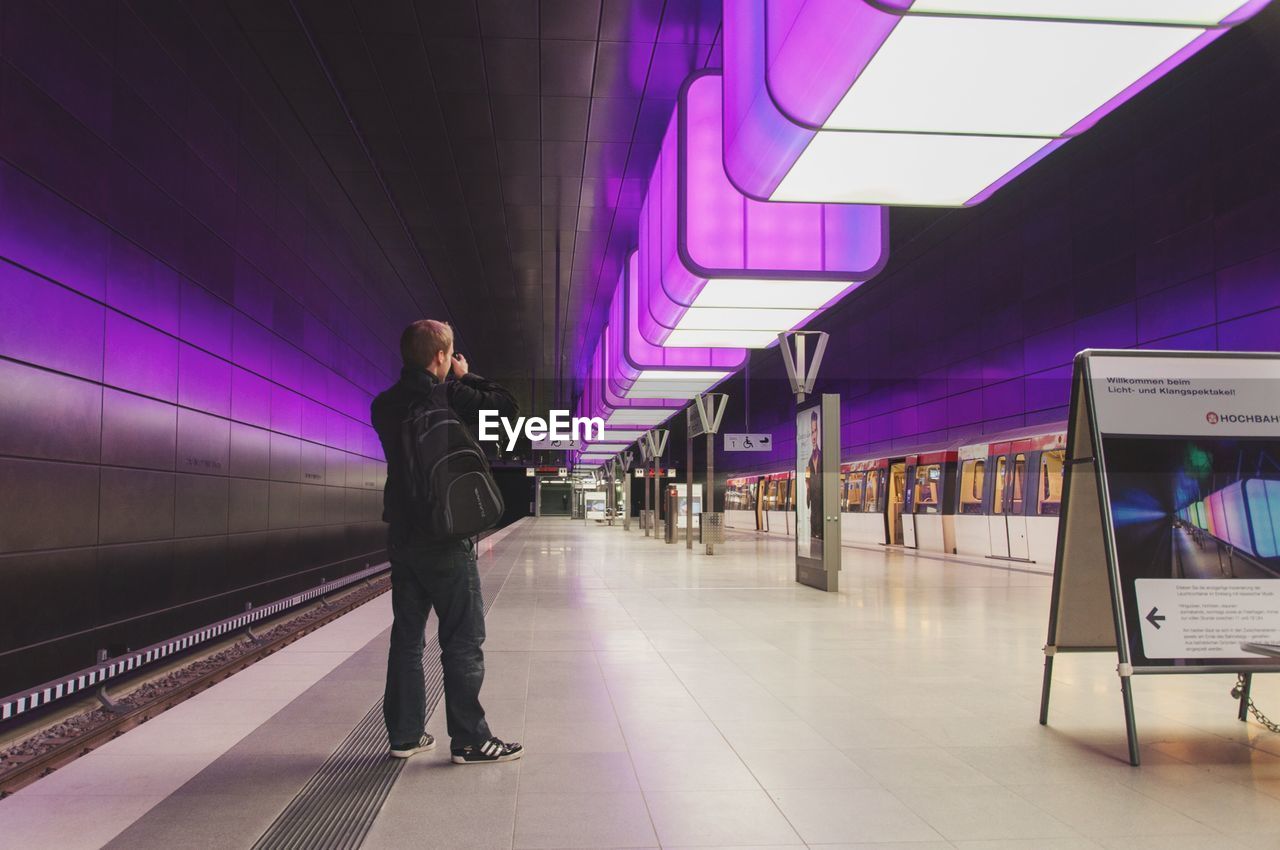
[383, 538, 491, 750]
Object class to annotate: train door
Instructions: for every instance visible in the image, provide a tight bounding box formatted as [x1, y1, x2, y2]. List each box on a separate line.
[1006, 453, 1030, 560]
[987, 453, 1011, 557]
[754, 478, 765, 531]
[901, 463, 918, 548]
[887, 460, 907, 545]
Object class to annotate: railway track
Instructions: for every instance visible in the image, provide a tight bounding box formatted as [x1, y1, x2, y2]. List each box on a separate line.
[0, 571, 392, 799]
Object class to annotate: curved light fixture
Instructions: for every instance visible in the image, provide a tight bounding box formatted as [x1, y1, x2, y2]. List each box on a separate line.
[723, 0, 1270, 206]
[638, 71, 886, 349]
[609, 252, 744, 398]
[578, 335, 678, 432]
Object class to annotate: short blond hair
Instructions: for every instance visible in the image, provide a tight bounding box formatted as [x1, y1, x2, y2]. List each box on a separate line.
[400, 319, 453, 368]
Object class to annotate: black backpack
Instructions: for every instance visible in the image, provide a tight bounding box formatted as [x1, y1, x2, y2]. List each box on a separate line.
[400, 383, 504, 540]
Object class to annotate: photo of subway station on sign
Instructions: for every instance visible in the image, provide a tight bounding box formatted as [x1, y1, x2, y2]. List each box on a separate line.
[1101, 435, 1280, 668]
[1103, 436, 1280, 582]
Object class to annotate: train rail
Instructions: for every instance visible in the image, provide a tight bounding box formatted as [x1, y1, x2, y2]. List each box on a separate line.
[0, 570, 392, 799]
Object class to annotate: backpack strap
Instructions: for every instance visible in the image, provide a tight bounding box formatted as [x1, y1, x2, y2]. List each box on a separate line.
[429, 379, 450, 409]
[400, 401, 423, 501]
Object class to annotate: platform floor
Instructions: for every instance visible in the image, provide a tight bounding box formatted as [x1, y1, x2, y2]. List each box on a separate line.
[2, 517, 1279, 848]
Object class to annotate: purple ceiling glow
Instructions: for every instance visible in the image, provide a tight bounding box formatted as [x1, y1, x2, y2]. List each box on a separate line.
[581, 327, 681, 431]
[608, 252, 744, 400]
[637, 71, 886, 349]
[722, 0, 1271, 207]
[569, 331, 678, 475]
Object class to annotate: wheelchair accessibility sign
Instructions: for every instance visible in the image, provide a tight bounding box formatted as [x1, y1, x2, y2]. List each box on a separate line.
[724, 433, 772, 452]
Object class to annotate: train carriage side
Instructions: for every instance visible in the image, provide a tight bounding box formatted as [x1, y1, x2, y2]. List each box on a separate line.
[840, 458, 889, 546]
[756, 471, 794, 535]
[954, 443, 990, 559]
[722, 425, 1066, 568]
[955, 431, 1066, 565]
[905, 450, 960, 554]
[725, 474, 761, 531]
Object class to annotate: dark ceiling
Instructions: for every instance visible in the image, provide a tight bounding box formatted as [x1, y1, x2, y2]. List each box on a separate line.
[226, 0, 721, 413]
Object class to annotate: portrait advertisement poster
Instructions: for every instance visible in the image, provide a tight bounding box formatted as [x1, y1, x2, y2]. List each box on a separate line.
[796, 403, 824, 560]
[1042, 350, 1280, 764]
[676, 484, 703, 529]
[795, 394, 841, 592]
[584, 491, 607, 520]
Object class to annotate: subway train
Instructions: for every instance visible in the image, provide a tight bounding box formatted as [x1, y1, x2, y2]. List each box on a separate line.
[725, 424, 1067, 567]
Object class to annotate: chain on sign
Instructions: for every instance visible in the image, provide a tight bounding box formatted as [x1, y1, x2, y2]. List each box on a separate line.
[1233, 675, 1280, 735]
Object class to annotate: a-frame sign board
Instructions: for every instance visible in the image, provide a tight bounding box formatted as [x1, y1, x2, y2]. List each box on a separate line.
[1041, 349, 1280, 765]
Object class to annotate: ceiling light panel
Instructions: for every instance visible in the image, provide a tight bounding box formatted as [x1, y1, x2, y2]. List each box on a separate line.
[637, 71, 885, 349]
[607, 253, 742, 399]
[722, 0, 1267, 206]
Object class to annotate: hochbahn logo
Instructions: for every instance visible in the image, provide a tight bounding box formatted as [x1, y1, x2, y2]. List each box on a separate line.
[1205, 411, 1280, 425]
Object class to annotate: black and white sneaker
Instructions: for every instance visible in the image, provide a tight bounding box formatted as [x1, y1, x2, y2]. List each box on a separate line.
[389, 734, 436, 759]
[451, 737, 523, 764]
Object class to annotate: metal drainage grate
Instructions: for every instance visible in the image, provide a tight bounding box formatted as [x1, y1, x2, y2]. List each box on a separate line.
[251, 538, 520, 850]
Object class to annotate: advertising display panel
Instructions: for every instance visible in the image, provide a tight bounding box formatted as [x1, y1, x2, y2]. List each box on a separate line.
[1041, 350, 1280, 765]
[796, 405, 824, 561]
[584, 492, 608, 521]
[795, 394, 842, 591]
[676, 484, 703, 529]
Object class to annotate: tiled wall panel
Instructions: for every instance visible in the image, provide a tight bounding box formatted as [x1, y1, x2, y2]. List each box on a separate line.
[0, 1, 399, 695]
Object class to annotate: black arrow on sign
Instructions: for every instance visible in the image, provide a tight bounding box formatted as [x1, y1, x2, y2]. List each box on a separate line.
[1146, 607, 1166, 629]
[761, 436, 770, 444]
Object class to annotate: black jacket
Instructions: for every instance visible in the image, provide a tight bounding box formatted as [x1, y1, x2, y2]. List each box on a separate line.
[371, 366, 518, 546]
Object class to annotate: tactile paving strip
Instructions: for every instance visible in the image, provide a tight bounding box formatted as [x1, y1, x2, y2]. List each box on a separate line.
[251, 532, 522, 850]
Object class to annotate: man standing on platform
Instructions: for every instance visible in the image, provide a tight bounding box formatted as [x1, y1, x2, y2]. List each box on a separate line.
[371, 319, 523, 765]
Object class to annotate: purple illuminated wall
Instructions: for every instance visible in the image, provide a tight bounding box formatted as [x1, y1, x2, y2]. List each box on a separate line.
[718, 12, 1280, 475]
[0, 3, 402, 694]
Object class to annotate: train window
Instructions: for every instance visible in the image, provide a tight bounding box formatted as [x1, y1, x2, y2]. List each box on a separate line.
[844, 471, 865, 512]
[1038, 450, 1064, 516]
[915, 464, 940, 511]
[727, 480, 757, 511]
[1011, 454, 1026, 513]
[864, 470, 881, 512]
[993, 456, 1008, 514]
[959, 459, 985, 515]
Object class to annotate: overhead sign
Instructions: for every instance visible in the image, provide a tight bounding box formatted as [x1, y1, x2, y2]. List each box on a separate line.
[724, 433, 772, 452]
[532, 438, 582, 451]
[1040, 350, 1280, 766]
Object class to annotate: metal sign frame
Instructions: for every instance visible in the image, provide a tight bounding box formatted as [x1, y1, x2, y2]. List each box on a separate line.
[779, 331, 829, 404]
[794, 394, 842, 592]
[1040, 349, 1280, 766]
[687, 392, 728, 438]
